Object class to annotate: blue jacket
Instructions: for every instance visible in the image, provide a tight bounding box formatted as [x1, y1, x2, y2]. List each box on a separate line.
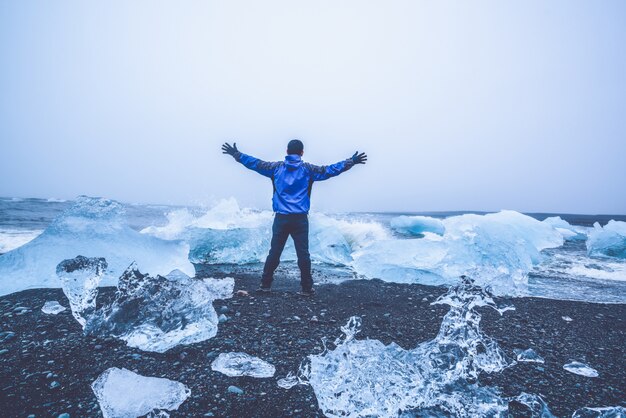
[234, 152, 354, 214]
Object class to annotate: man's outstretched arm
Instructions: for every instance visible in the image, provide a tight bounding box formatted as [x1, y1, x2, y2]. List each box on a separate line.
[306, 151, 367, 181]
[222, 142, 279, 178]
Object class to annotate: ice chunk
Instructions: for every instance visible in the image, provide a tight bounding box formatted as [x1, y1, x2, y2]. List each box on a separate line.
[277, 372, 301, 389]
[587, 220, 626, 259]
[0, 196, 193, 296]
[390, 215, 445, 236]
[41, 300, 66, 315]
[506, 392, 555, 417]
[572, 406, 626, 418]
[56, 256, 107, 326]
[0, 228, 43, 254]
[563, 361, 599, 377]
[211, 352, 276, 378]
[91, 367, 190, 418]
[542, 216, 587, 241]
[85, 264, 234, 352]
[515, 348, 545, 364]
[353, 210, 564, 295]
[280, 277, 520, 417]
[562, 316, 573, 322]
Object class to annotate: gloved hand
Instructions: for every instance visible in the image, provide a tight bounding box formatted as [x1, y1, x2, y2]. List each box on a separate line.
[222, 142, 239, 157]
[351, 151, 367, 164]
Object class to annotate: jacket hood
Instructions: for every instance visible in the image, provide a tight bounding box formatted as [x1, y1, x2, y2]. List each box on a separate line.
[284, 154, 303, 171]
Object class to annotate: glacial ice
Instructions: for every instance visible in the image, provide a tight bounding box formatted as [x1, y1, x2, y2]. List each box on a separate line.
[353, 210, 564, 295]
[211, 352, 276, 378]
[84, 264, 234, 352]
[41, 300, 66, 315]
[506, 393, 555, 417]
[390, 215, 445, 236]
[542, 216, 587, 241]
[91, 367, 190, 418]
[563, 361, 599, 377]
[572, 406, 626, 418]
[57, 256, 107, 326]
[0, 196, 193, 296]
[278, 277, 539, 417]
[516, 348, 545, 364]
[142, 198, 388, 266]
[587, 220, 626, 259]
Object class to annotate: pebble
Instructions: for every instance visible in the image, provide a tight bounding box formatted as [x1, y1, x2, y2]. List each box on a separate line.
[0, 349, 9, 355]
[219, 306, 229, 314]
[50, 381, 60, 389]
[228, 385, 244, 395]
[0, 331, 16, 342]
[58, 414, 70, 418]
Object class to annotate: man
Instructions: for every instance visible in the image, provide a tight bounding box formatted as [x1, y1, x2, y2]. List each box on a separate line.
[222, 139, 367, 296]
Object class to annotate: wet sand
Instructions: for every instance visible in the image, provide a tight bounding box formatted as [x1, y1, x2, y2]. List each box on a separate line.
[0, 274, 624, 417]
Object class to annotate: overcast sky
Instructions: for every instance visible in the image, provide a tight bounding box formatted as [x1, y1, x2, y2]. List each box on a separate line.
[1, 0, 625, 214]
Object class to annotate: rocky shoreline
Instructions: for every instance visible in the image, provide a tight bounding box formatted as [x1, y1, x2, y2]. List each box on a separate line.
[1, 274, 624, 417]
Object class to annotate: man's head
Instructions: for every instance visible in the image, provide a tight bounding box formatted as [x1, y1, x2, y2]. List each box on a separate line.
[287, 139, 304, 156]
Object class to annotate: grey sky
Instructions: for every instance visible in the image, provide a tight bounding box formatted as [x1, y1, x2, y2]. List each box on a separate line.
[1, 1, 625, 214]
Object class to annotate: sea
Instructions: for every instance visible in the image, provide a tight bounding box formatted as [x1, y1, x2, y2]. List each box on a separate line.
[1, 196, 625, 304]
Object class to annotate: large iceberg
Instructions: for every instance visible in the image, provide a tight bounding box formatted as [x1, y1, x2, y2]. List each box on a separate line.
[542, 216, 587, 241]
[390, 215, 445, 236]
[91, 367, 190, 418]
[587, 220, 626, 259]
[84, 264, 234, 352]
[278, 277, 553, 417]
[353, 210, 564, 294]
[0, 196, 194, 295]
[142, 198, 389, 266]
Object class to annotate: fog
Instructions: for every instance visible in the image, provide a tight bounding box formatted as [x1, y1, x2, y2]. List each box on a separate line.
[1, 1, 625, 214]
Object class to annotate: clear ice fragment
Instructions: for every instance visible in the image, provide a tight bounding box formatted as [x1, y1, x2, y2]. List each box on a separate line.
[91, 367, 190, 418]
[516, 348, 545, 364]
[41, 300, 66, 315]
[572, 406, 626, 418]
[85, 264, 234, 352]
[211, 352, 275, 378]
[563, 361, 599, 377]
[56, 256, 107, 326]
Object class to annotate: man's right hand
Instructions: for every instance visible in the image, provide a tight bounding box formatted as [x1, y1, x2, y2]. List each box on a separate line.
[351, 151, 367, 164]
[222, 142, 239, 157]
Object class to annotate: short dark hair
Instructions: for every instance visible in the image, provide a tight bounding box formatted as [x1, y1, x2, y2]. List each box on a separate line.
[287, 139, 304, 154]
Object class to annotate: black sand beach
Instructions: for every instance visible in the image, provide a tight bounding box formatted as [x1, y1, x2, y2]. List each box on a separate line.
[0, 274, 624, 417]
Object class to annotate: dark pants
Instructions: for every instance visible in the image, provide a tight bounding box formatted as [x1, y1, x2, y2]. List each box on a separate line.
[261, 213, 313, 291]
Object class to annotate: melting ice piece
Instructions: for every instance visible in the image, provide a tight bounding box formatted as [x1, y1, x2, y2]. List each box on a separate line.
[85, 264, 234, 352]
[277, 372, 301, 389]
[281, 277, 519, 417]
[41, 301, 66, 315]
[587, 220, 626, 259]
[563, 361, 599, 377]
[390, 215, 445, 236]
[572, 406, 626, 418]
[0, 196, 194, 296]
[56, 256, 107, 326]
[211, 352, 276, 378]
[506, 393, 555, 417]
[562, 316, 573, 322]
[516, 348, 545, 364]
[91, 367, 190, 418]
